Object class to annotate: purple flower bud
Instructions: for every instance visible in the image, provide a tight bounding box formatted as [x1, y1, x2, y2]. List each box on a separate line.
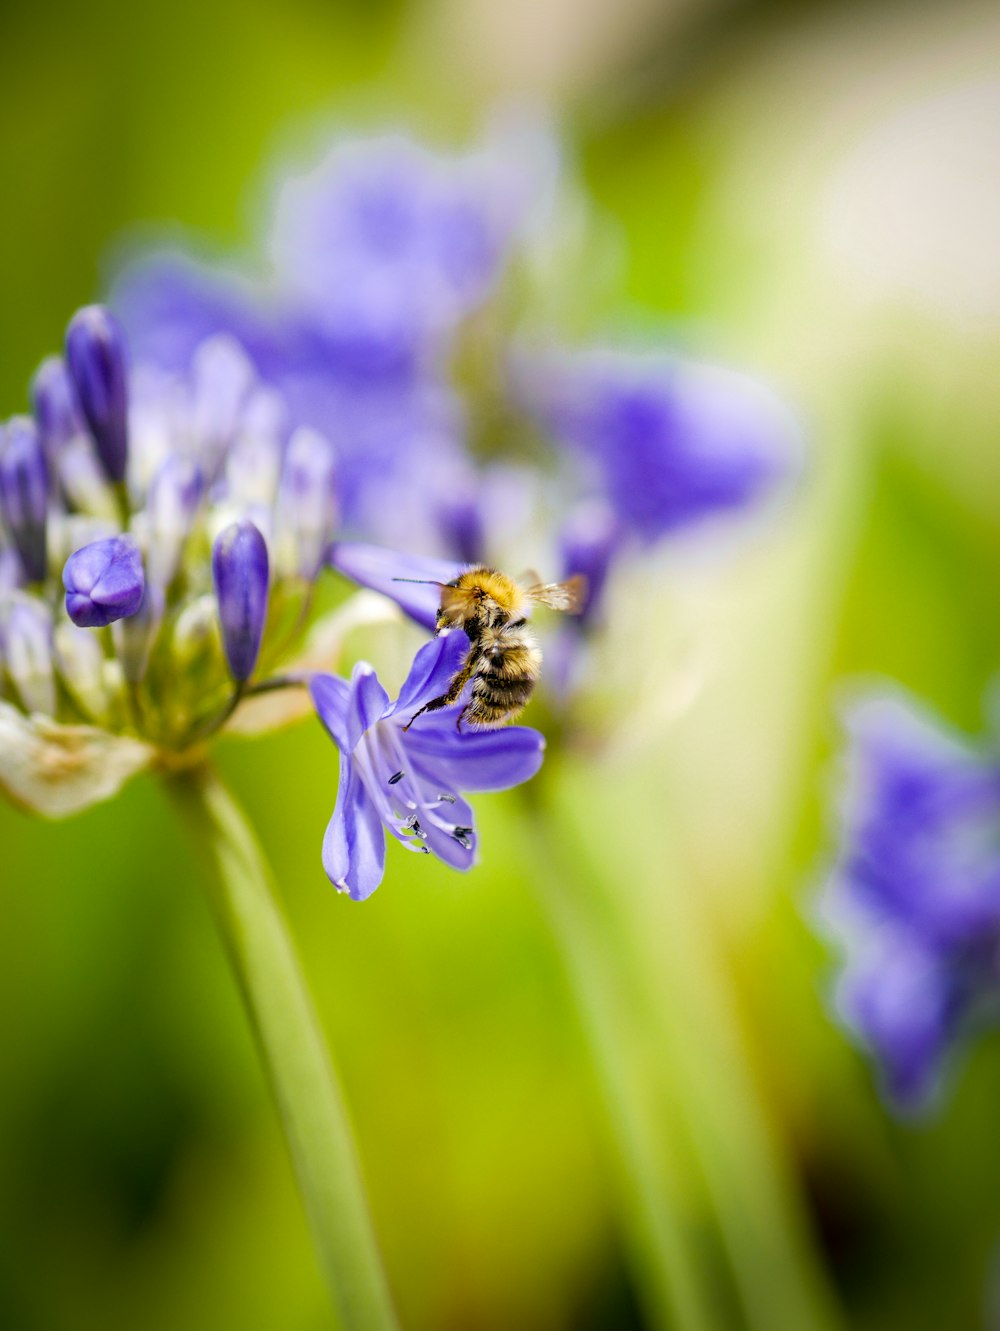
[212, 520, 269, 681]
[0, 417, 50, 583]
[31, 356, 84, 456]
[63, 536, 145, 628]
[65, 306, 130, 483]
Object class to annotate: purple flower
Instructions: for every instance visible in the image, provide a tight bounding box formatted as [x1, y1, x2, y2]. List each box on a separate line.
[309, 631, 544, 899]
[0, 418, 50, 583]
[63, 536, 145, 628]
[328, 541, 463, 632]
[820, 690, 1000, 1111]
[516, 349, 800, 543]
[212, 520, 270, 682]
[269, 134, 524, 340]
[31, 356, 85, 457]
[65, 306, 130, 483]
[835, 931, 966, 1110]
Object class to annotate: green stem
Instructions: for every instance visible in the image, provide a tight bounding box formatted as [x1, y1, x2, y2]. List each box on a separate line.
[519, 790, 717, 1331]
[541, 760, 844, 1331]
[165, 762, 400, 1331]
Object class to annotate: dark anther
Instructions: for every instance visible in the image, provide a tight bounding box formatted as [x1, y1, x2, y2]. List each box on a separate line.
[437, 793, 457, 804]
[388, 771, 405, 785]
[451, 826, 474, 850]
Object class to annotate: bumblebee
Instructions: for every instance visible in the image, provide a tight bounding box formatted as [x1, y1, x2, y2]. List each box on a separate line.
[402, 566, 584, 730]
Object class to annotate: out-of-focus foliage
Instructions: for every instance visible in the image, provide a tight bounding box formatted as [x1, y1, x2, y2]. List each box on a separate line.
[2, 0, 1000, 1328]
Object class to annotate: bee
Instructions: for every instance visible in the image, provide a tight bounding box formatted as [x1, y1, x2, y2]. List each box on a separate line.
[399, 566, 585, 730]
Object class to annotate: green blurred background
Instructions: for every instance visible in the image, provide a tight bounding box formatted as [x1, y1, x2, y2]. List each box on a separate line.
[2, 0, 1000, 1327]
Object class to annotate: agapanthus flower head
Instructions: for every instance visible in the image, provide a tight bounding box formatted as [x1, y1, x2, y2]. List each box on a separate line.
[4, 300, 547, 911]
[310, 631, 544, 900]
[0, 306, 341, 816]
[820, 689, 1000, 1111]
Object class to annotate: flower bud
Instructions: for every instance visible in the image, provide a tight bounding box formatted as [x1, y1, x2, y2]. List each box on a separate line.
[146, 455, 205, 588]
[65, 306, 129, 483]
[191, 335, 256, 462]
[0, 417, 50, 583]
[276, 427, 338, 579]
[212, 520, 269, 681]
[224, 387, 285, 510]
[31, 356, 84, 457]
[63, 536, 145, 628]
[1, 593, 55, 716]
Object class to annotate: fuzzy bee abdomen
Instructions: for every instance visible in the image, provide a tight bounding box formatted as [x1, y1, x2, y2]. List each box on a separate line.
[464, 648, 540, 725]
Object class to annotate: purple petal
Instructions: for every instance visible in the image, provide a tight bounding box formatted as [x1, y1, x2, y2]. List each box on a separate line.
[310, 673, 352, 752]
[837, 934, 961, 1111]
[322, 755, 386, 899]
[329, 540, 462, 631]
[346, 662, 390, 749]
[404, 720, 545, 791]
[390, 630, 469, 717]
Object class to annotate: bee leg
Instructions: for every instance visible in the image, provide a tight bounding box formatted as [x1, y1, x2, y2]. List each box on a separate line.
[404, 656, 478, 732]
[402, 695, 448, 732]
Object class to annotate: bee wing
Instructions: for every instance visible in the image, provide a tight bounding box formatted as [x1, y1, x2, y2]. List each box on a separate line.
[524, 575, 587, 613]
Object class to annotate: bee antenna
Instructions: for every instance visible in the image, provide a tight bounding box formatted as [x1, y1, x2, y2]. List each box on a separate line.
[392, 577, 446, 586]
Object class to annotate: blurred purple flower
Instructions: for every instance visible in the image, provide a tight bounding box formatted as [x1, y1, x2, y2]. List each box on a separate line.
[515, 349, 800, 543]
[309, 631, 544, 899]
[820, 690, 1000, 1111]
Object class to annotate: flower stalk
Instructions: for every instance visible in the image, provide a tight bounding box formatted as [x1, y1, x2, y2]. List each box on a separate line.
[165, 761, 400, 1331]
[516, 783, 717, 1331]
[526, 758, 844, 1331]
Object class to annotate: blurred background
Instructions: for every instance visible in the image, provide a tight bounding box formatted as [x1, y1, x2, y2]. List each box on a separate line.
[2, 0, 1000, 1327]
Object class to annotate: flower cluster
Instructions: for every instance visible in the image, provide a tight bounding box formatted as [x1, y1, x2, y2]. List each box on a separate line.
[0, 303, 545, 895]
[2, 123, 805, 901]
[819, 690, 1000, 1111]
[1, 306, 335, 749]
